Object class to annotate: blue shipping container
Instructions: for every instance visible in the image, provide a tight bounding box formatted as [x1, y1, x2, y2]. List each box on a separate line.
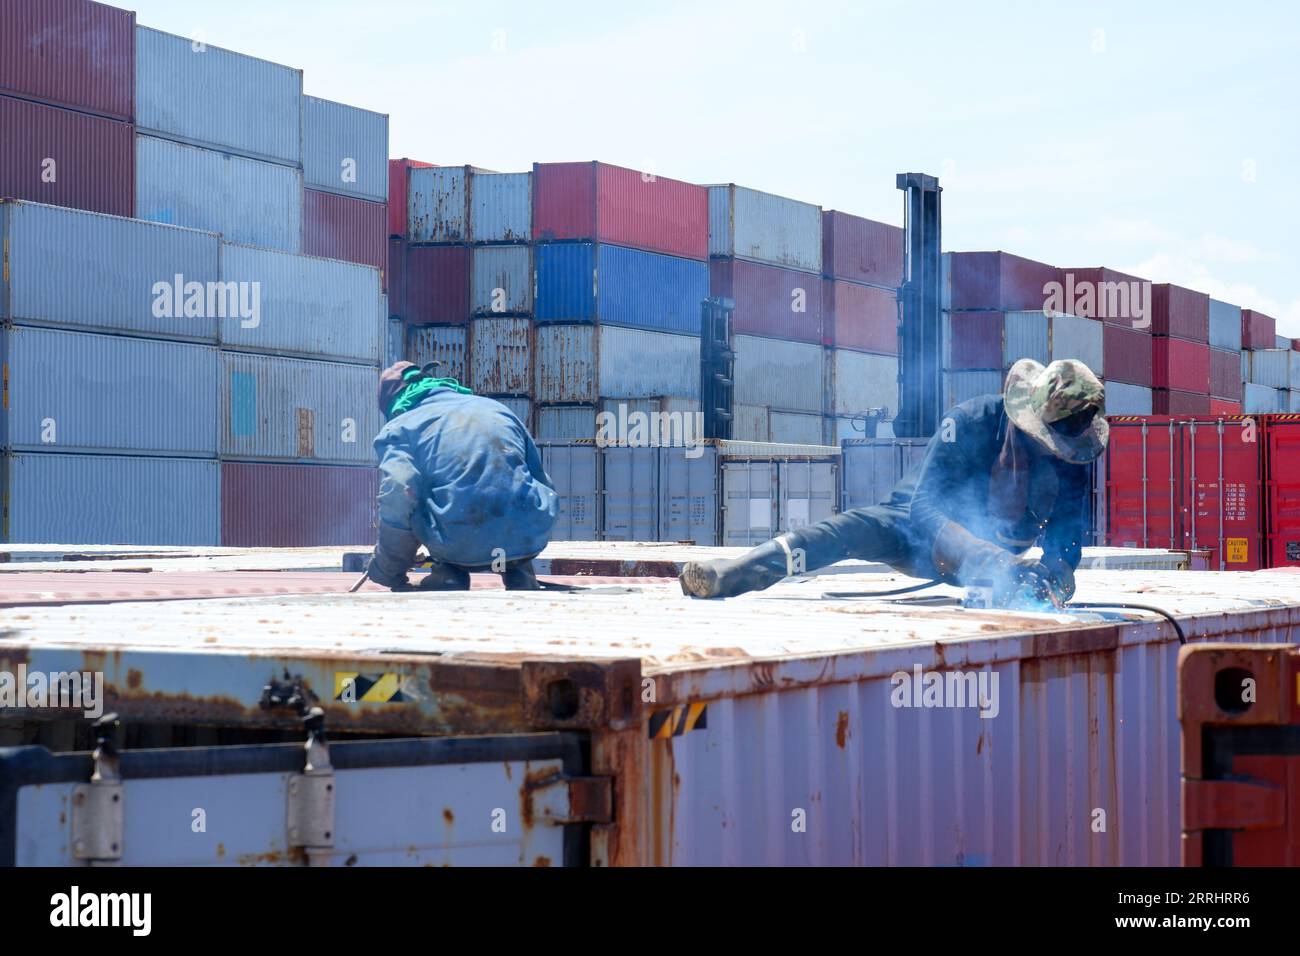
[302, 95, 388, 202]
[470, 172, 531, 243]
[535, 243, 707, 334]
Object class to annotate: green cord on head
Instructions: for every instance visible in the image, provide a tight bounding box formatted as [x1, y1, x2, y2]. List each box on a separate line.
[389, 375, 473, 418]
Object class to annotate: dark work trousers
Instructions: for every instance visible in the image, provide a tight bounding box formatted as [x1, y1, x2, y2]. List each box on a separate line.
[788, 498, 938, 579]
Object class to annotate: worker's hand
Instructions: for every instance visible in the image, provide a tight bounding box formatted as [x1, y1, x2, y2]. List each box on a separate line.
[1003, 559, 1061, 609]
[364, 553, 413, 592]
[1039, 557, 1076, 604]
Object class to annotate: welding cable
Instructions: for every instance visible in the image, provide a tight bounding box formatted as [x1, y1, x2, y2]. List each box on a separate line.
[822, 579, 946, 599]
[1065, 602, 1187, 645]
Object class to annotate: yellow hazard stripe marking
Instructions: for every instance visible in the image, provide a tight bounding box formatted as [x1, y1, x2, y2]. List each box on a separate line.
[334, 671, 415, 703]
[650, 703, 708, 738]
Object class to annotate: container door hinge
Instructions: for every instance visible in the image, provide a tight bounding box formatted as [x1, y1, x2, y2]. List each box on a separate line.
[1183, 777, 1285, 831]
[72, 713, 124, 865]
[526, 774, 613, 825]
[286, 707, 335, 865]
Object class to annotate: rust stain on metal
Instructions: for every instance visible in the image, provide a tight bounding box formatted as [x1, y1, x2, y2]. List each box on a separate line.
[216, 842, 225, 859]
[835, 711, 849, 749]
[443, 808, 454, 823]
[520, 764, 556, 831]
[649, 736, 674, 867]
[238, 846, 306, 866]
[592, 726, 648, 867]
[126, 669, 142, 690]
[546, 558, 679, 578]
[533, 855, 552, 867]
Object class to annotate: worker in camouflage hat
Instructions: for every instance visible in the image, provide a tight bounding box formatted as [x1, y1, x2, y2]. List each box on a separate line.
[680, 358, 1107, 609]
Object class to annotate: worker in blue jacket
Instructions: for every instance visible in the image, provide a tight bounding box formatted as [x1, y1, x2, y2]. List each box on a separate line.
[680, 358, 1108, 608]
[364, 361, 559, 591]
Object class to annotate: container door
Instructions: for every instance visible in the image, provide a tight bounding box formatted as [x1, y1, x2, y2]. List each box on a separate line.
[1106, 418, 1180, 550]
[539, 443, 599, 541]
[779, 460, 836, 533]
[1183, 419, 1263, 570]
[0, 732, 598, 867]
[721, 460, 776, 547]
[1265, 416, 1300, 568]
[658, 446, 718, 545]
[840, 441, 895, 512]
[602, 446, 657, 541]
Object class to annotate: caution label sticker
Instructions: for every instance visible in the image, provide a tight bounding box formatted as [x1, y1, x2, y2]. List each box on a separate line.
[1225, 538, 1249, 563]
[334, 672, 423, 703]
[649, 703, 708, 739]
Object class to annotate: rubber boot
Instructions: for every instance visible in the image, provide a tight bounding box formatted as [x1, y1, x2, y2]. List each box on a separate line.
[501, 558, 541, 591]
[417, 561, 471, 591]
[679, 536, 799, 599]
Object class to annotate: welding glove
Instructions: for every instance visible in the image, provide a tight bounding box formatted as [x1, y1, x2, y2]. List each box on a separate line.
[366, 523, 421, 591]
[1007, 558, 1061, 609]
[1038, 556, 1076, 604]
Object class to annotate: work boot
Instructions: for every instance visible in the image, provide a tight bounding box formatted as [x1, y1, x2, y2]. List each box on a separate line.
[417, 561, 471, 591]
[679, 536, 799, 599]
[501, 559, 541, 591]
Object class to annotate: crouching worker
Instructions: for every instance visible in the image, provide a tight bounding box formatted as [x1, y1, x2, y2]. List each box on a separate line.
[680, 359, 1108, 608]
[363, 361, 559, 591]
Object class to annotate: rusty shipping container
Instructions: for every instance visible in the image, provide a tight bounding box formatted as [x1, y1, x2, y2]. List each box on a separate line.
[821, 211, 903, 287]
[470, 317, 532, 395]
[822, 279, 897, 353]
[303, 188, 386, 276]
[406, 324, 468, 384]
[710, 259, 823, 344]
[219, 461, 377, 547]
[388, 158, 433, 238]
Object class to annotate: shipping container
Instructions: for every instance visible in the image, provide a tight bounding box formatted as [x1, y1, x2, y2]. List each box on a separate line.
[470, 171, 531, 243]
[1153, 337, 1210, 393]
[387, 237, 407, 317]
[1278, 334, 1292, 350]
[407, 165, 484, 243]
[534, 161, 707, 260]
[3, 453, 219, 545]
[1290, 391, 1300, 413]
[536, 405, 598, 441]
[708, 183, 821, 273]
[658, 446, 719, 544]
[1265, 418, 1300, 568]
[720, 454, 838, 547]
[1102, 324, 1155, 386]
[943, 370, 1004, 410]
[947, 251, 1060, 312]
[1208, 299, 1243, 351]
[1207, 399, 1242, 416]
[387, 158, 432, 237]
[768, 411, 827, 446]
[218, 242, 381, 363]
[602, 446, 657, 540]
[1242, 309, 1276, 350]
[1246, 349, 1290, 389]
[219, 352, 380, 464]
[0, 199, 220, 340]
[471, 245, 532, 315]
[385, 314, 401, 366]
[840, 438, 931, 510]
[301, 96, 387, 201]
[732, 403, 769, 442]
[2, 326, 216, 455]
[534, 325, 699, 403]
[135, 26, 301, 165]
[1209, 348, 1243, 401]
[538, 441, 599, 539]
[303, 189, 385, 275]
[830, 349, 899, 417]
[0, 0, 134, 120]
[1152, 389, 1211, 415]
[1050, 312, 1105, 375]
[709, 259, 822, 344]
[490, 396, 533, 431]
[0, 95, 133, 217]
[944, 310, 1048, 369]
[1242, 383, 1282, 414]
[822, 279, 896, 352]
[1105, 381, 1154, 416]
[220, 461, 376, 547]
[1151, 284, 1209, 342]
[535, 243, 708, 335]
[596, 397, 702, 450]
[733, 335, 823, 412]
[136, 134, 302, 252]
[406, 325, 468, 384]
[1060, 266, 1151, 328]
[470, 317, 532, 394]
[402, 245, 470, 327]
[820, 211, 903, 286]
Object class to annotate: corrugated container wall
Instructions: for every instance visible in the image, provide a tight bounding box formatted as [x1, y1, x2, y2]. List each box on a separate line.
[733, 335, 823, 412]
[1050, 313, 1104, 375]
[1247, 349, 1289, 389]
[536, 406, 598, 440]
[405, 245, 470, 325]
[1151, 284, 1209, 341]
[1210, 349, 1243, 401]
[0, 0, 135, 120]
[0, 96, 133, 217]
[708, 184, 821, 273]
[769, 411, 826, 446]
[387, 158, 432, 237]
[821, 211, 903, 286]
[1, 200, 221, 341]
[1243, 383, 1281, 413]
[470, 317, 532, 395]
[732, 404, 769, 442]
[470, 172, 531, 243]
[1208, 299, 1243, 351]
[218, 243, 381, 362]
[944, 311, 1048, 369]
[406, 325, 468, 384]
[491, 396, 533, 430]
[822, 280, 896, 353]
[944, 370, 1004, 409]
[4, 453, 219, 545]
[471, 245, 532, 315]
[220, 462, 377, 547]
[534, 325, 700, 403]
[533, 162, 708, 260]
[1060, 267, 1149, 328]
[1104, 382, 1153, 416]
[1102, 325, 1154, 386]
[831, 350, 899, 416]
[710, 259, 822, 344]
[1152, 338, 1209, 393]
[219, 352, 380, 463]
[535, 244, 708, 335]
[1152, 389, 1210, 415]
[3, 327, 217, 455]
[134, 26, 302, 164]
[136, 135, 302, 252]
[1242, 310, 1276, 350]
[1278, 334, 1293, 351]
[947, 252, 1060, 312]
[408, 165, 476, 243]
[303, 189, 385, 275]
[301, 96, 388, 201]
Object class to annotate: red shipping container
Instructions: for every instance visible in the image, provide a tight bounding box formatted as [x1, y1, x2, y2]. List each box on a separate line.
[821, 211, 903, 287]
[1059, 266, 1151, 328]
[709, 259, 822, 343]
[822, 279, 896, 353]
[1102, 324, 1154, 386]
[405, 244, 470, 325]
[1266, 417, 1300, 568]
[1153, 337, 1210, 392]
[1209, 347, 1243, 401]
[533, 161, 707, 260]
[945, 311, 1004, 369]
[0, 0, 134, 121]
[0, 94, 132, 217]
[221, 462, 377, 547]
[1153, 389, 1211, 415]
[1152, 283, 1209, 341]
[1242, 309, 1276, 349]
[304, 188, 386, 279]
[947, 251, 1061, 312]
[1208, 398, 1242, 415]
[388, 157, 433, 238]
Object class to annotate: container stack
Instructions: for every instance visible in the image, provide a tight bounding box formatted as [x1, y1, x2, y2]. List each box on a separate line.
[1241, 309, 1285, 413]
[533, 162, 708, 440]
[1207, 299, 1244, 414]
[1149, 284, 1210, 415]
[821, 211, 904, 442]
[1065, 267, 1153, 414]
[708, 184, 826, 443]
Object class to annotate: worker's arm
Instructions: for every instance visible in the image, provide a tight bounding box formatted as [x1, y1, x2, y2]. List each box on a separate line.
[368, 438, 423, 589]
[1037, 462, 1090, 600]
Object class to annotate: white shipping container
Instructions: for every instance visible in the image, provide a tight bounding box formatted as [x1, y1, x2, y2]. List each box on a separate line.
[470, 172, 531, 243]
[219, 352, 380, 464]
[732, 403, 769, 442]
[489, 396, 533, 430]
[708, 184, 822, 273]
[1050, 312, 1105, 376]
[135, 26, 302, 165]
[470, 317, 531, 394]
[537, 441, 598, 540]
[1104, 381, 1154, 416]
[1208, 299, 1243, 352]
[1247, 349, 1289, 389]
[301, 96, 388, 202]
[733, 334, 823, 412]
[1242, 382, 1281, 413]
[1290, 350, 1300, 389]
[406, 325, 468, 384]
[536, 405, 597, 440]
[471, 246, 533, 315]
[944, 370, 1004, 410]
[534, 325, 700, 404]
[1001, 311, 1049, 366]
[769, 411, 827, 446]
[136, 135, 303, 253]
[831, 349, 899, 417]
[1289, 391, 1300, 413]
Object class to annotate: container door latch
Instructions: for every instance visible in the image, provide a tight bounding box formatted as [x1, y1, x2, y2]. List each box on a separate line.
[72, 713, 124, 865]
[286, 707, 335, 866]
